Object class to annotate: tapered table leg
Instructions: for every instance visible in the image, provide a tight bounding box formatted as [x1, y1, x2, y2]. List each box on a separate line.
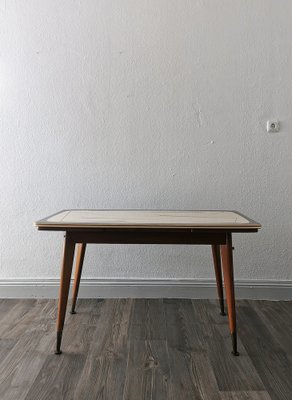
[221, 233, 239, 356]
[211, 244, 226, 316]
[55, 234, 75, 355]
[71, 243, 86, 314]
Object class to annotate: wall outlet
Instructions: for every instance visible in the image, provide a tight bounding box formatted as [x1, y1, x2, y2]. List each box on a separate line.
[267, 120, 280, 133]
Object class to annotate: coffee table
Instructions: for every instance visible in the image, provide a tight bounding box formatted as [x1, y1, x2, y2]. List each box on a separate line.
[35, 209, 261, 356]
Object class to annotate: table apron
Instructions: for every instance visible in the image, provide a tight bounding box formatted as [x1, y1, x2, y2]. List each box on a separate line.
[66, 230, 227, 245]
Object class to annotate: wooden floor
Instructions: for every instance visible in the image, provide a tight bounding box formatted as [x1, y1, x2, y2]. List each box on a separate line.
[0, 299, 291, 400]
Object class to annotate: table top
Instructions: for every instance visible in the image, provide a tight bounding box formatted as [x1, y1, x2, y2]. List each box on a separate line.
[35, 210, 261, 231]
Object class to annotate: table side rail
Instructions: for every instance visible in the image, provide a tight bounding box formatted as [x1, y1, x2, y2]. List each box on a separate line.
[62, 229, 230, 245]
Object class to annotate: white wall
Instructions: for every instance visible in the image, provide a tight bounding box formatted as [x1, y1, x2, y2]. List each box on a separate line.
[1, 0, 291, 283]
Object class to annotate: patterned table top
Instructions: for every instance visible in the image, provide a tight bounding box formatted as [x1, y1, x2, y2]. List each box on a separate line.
[35, 210, 261, 230]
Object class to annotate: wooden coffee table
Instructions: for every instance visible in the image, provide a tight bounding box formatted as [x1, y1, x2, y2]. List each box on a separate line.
[35, 209, 261, 356]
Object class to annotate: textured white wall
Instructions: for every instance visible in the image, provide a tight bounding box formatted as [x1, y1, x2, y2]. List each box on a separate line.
[0, 0, 291, 281]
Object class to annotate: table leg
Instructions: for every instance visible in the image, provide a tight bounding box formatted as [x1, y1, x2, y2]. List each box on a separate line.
[221, 233, 239, 356]
[211, 244, 226, 316]
[71, 243, 86, 314]
[55, 234, 75, 355]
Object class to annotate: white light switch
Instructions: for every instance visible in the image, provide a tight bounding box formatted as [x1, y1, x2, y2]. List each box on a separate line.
[267, 120, 280, 133]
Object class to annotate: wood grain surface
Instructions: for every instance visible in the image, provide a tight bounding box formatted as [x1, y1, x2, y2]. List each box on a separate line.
[0, 299, 290, 400]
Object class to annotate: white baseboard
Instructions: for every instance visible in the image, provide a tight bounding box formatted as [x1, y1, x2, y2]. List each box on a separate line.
[0, 278, 291, 300]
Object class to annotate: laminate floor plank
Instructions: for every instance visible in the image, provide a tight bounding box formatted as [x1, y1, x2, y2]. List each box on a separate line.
[167, 345, 203, 400]
[178, 299, 210, 351]
[0, 339, 16, 365]
[192, 300, 265, 392]
[237, 302, 292, 400]
[24, 299, 100, 400]
[0, 327, 55, 400]
[0, 299, 291, 400]
[24, 321, 92, 400]
[207, 324, 265, 391]
[123, 340, 170, 400]
[250, 300, 292, 355]
[129, 299, 166, 340]
[1, 299, 52, 340]
[164, 299, 204, 400]
[74, 299, 133, 400]
[188, 352, 221, 400]
[220, 391, 272, 400]
[164, 298, 203, 351]
[0, 300, 19, 322]
[0, 299, 37, 338]
[180, 299, 232, 399]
